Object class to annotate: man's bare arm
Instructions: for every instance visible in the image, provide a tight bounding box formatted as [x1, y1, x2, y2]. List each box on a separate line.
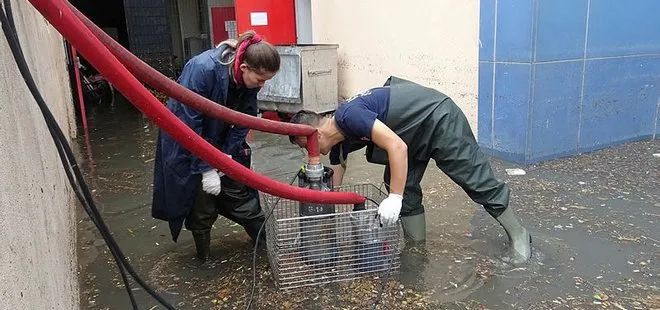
[370, 120, 407, 195]
[330, 164, 345, 188]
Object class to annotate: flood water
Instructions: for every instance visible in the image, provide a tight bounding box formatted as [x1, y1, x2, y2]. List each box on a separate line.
[77, 96, 658, 309]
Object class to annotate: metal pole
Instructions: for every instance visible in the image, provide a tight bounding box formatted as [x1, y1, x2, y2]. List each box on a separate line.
[70, 45, 88, 130]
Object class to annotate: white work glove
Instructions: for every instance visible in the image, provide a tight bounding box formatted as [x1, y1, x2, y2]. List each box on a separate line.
[378, 193, 403, 226]
[201, 154, 232, 195]
[201, 169, 222, 196]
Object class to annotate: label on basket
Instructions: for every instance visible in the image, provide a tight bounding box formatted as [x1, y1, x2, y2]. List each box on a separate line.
[299, 202, 335, 216]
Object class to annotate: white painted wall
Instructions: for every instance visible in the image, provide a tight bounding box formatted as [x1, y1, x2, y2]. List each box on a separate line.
[0, 0, 78, 308]
[310, 0, 480, 131]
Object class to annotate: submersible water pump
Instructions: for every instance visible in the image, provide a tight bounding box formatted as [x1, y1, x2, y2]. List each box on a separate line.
[297, 163, 338, 269]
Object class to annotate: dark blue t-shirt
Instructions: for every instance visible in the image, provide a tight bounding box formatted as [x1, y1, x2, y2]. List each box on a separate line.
[330, 87, 390, 165]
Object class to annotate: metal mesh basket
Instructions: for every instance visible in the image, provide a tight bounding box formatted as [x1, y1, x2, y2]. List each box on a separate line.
[263, 184, 403, 290]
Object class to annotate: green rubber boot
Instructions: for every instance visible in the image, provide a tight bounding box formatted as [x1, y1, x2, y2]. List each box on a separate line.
[400, 213, 426, 242]
[495, 207, 532, 265]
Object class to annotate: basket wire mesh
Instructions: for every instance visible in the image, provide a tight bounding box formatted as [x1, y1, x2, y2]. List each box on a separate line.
[263, 184, 403, 290]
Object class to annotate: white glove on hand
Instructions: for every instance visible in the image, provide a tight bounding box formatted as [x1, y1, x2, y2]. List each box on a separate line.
[201, 169, 222, 196]
[378, 193, 403, 226]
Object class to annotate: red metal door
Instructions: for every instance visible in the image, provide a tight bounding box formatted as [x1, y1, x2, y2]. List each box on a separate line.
[234, 0, 296, 45]
[211, 7, 236, 46]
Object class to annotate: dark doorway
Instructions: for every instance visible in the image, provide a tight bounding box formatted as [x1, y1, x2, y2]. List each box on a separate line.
[70, 0, 129, 49]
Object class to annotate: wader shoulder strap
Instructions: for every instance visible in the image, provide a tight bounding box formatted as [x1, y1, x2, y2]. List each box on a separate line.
[339, 143, 347, 168]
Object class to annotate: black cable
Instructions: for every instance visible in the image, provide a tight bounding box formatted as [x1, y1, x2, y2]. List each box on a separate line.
[0, 4, 176, 309]
[371, 243, 396, 310]
[245, 172, 299, 310]
[368, 195, 397, 310]
[365, 197, 379, 206]
[1, 0, 13, 31]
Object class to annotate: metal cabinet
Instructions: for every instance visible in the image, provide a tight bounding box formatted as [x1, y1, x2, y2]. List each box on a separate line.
[257, 44, 339, 114]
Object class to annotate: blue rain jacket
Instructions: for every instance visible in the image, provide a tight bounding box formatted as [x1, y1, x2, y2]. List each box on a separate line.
[151, 46, 259, 241]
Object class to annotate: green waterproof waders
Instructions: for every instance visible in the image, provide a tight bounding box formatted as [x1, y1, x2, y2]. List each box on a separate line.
[373, 77, 530, 264]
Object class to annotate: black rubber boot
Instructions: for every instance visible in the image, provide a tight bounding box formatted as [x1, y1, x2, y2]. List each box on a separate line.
[495, 207, 532, 265]
[192, 230, 211, 261]
[243, 217, 267, 250]
[244, 219, 265, 242]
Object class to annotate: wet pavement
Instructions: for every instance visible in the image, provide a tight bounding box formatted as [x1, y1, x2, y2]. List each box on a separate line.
[77, 97, 658, 310]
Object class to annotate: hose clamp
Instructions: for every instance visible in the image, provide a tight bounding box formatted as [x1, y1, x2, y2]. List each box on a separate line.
[304, 163, 324, 181]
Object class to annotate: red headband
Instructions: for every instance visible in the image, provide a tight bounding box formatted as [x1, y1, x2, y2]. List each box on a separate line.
[234, 34, 263, 86]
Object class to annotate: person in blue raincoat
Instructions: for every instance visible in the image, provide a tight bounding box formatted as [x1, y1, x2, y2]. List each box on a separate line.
[151, 31, 280, 261]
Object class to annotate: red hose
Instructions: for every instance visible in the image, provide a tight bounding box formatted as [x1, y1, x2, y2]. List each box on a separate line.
[64, 2, 320, 161]
[28, 0, 363, 204]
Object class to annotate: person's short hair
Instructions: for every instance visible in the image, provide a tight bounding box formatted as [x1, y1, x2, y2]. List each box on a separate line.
[288, 110, 324, 144]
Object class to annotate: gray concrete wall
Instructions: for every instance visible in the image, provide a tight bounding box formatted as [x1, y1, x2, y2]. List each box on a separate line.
[0, 0, 78, 308]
